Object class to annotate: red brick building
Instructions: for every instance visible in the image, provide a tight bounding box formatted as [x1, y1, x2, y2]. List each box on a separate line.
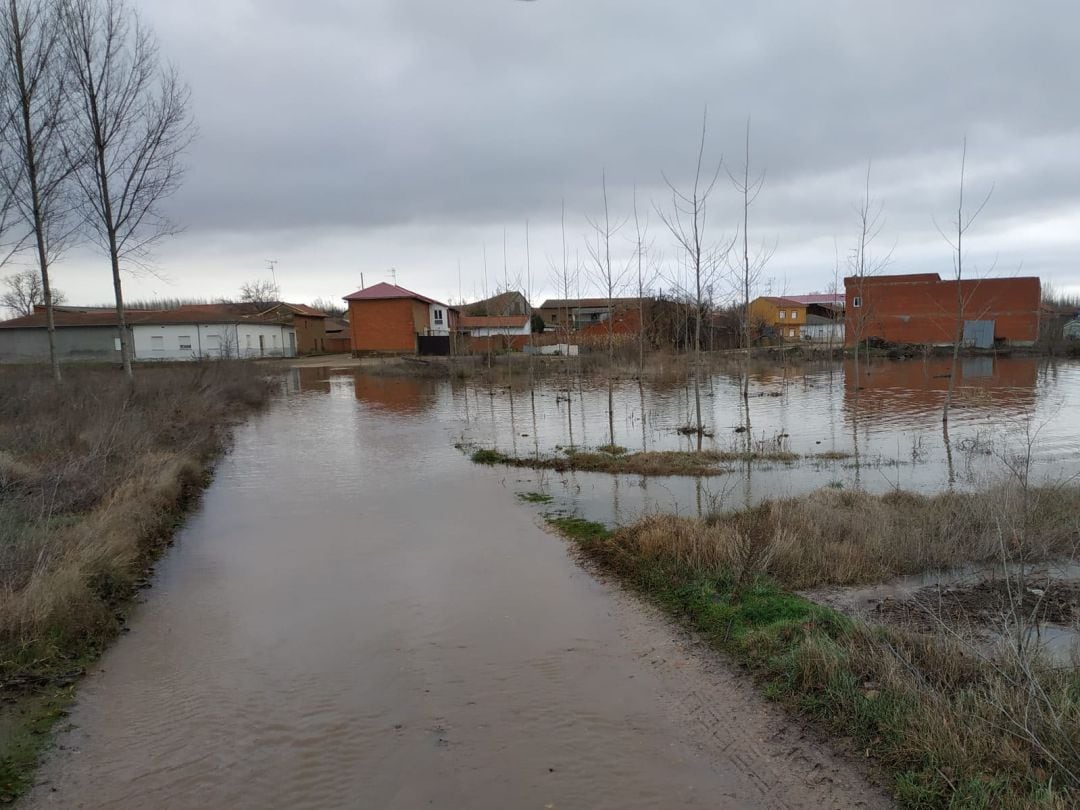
[845, 273, 1041, 347]
[344, 282, 458, 354]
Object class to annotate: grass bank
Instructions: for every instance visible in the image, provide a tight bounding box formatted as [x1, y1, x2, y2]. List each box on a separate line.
[545, 486, 1080, 808]
[0, 363, 274, 801]
[468, 446, 850, 476]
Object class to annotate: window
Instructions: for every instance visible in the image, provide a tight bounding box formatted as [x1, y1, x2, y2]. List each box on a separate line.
[151, 336, 164, 352]
[246, 335, 252, 349]
[789, 328, 795, 338]
[433, 308, 444, 325]
[178, 335, 192, 350]
[272, 334, 278, 347]
[791, 310, 798, 320]
[853, 296, 862, 308]
[779, 310, 786, 320]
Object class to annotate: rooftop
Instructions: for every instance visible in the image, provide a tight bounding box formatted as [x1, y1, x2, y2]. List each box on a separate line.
[342, 282, 452, 308]
[538, 297, 644, 310]
[0, 303, 295, 329]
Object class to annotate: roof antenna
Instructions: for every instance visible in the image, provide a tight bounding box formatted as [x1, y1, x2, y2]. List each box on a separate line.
[387, 267, 397, 285]
[266, 259, 279, 289]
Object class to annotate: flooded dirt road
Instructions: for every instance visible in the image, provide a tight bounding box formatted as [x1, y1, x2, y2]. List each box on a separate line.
[26, 379, 889, 809]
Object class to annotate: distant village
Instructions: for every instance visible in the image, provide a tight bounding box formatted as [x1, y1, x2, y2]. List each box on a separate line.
[0, 271, 1078, 363]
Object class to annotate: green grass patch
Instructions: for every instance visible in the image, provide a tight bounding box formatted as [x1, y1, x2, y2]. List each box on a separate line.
[543, 513, 1078, 809]
[471, 448, 511, 465]
[545, 516, 611, 546]
[517, 491, 553, 504]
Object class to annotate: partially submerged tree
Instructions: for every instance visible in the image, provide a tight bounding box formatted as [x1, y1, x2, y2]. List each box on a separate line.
[658, 109, 727, 444]
[937, 138, 993, 428]
[847, 161, 891, 386]
[1, 266, 64, 315]
[727, 118, 771, 436]
[0, 0, 73, 381]
[61, 0, 193, 379]
[585, 171, 631, 449]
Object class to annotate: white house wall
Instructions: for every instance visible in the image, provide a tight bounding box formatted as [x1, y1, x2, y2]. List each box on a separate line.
[132, 323, 297, 360]
[427, 303, 451, 335]
[469, 324, 531, 337]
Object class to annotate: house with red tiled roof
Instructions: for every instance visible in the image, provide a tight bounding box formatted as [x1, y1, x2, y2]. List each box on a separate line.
[0, 303, 300, 363]
[343, 282, 459, 355]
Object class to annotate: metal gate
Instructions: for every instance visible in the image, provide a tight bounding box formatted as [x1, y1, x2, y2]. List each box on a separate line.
[962, 320, 995, 349]
[417, 335, 451, 356]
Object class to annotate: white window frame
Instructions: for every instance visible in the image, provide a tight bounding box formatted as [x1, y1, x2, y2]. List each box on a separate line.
[791, 310, 798, 320]
[151, 335, 165, 352]
[433, 308, 444, 325]
[853, 296, 862, 308]
[779, 310, 785, 320]
[178, 335, 192, 350]
[789, 328, 795, 338]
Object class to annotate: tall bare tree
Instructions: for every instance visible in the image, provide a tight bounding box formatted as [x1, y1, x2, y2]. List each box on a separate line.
[727, 118, 771, 436]
[938, 138, 992, 427]
[2, 266, 64, 314]
[847, 161, 891, 387]
[61, 0, 193, 379]
[586, 171, 631, 449]
[0, 0, 72, 381]
[658, 109, 727, 444]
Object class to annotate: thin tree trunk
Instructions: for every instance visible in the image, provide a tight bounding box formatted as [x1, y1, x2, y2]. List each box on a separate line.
[9, 0, 60, 382]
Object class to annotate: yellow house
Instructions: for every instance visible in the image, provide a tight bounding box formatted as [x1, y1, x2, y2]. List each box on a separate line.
[748, 296, 807, 342]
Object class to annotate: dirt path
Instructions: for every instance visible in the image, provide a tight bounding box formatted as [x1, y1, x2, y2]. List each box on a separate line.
[24, 381, 891, 809]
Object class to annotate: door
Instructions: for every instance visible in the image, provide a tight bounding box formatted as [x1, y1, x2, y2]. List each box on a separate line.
[288, 332, 296, 356]
[258, 335, 265, 356]
[962, 320, 994, 349]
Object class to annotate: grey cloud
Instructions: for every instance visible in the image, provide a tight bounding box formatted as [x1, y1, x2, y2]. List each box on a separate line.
[70, 0, 1080, 302]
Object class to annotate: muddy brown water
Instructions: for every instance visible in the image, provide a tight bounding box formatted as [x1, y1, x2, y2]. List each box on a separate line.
[25, 380, 891, 809]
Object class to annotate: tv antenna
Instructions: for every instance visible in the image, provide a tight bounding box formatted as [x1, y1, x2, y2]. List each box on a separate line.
[387, 267, 398, 285]
[266, 259, 279, 287]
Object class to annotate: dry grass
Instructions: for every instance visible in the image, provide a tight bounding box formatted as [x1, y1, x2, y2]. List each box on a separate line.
[546, 483, 1080, 807]
[469, 447, 847, 477]
[617, 486, 1080, 588]
[0, 363, 273, 676]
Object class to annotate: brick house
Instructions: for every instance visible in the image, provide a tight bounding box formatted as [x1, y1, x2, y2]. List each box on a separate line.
[844, 273, 1041, 347]
[343, 282, 458, 354]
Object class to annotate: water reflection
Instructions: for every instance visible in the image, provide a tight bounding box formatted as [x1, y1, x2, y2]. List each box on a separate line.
[290, 356, 1079, 524]
[352, 374, 435, 414]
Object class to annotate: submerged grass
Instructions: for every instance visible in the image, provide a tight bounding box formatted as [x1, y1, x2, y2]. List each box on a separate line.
[516, 491, 554, 504]
[544, 494, 1080, 809]
[0, 363, 274, 800]
[467, 446, 848, 476]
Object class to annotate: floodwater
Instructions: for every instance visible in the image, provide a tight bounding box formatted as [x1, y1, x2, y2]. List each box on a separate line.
[373, 354, 1080, 526]
[25, 368, 894, 809]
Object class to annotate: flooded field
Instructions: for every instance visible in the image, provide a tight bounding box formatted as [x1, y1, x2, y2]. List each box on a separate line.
[304, 355, 1080, 525]
[25, 361, 893, 809]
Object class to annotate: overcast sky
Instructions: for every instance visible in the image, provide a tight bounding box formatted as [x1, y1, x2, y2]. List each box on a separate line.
[40, 0, 1080, 307]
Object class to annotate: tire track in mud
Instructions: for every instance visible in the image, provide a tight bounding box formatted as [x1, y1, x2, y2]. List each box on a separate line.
[595, 571, 893, 809]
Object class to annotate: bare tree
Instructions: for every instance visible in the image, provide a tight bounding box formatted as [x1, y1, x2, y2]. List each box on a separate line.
[847, 161, 891, 387]
[2, 265, 64, 314]
[937, 138, 993, 427]
[61, 0, 193, 379]
[585, 171, 631, 449]
[727, 118, 771, 435]
[549, 199, 577, 448]
[0, 0, 74, 381]
[657, 109, 728, 444]
[239, 278, 280, 308]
